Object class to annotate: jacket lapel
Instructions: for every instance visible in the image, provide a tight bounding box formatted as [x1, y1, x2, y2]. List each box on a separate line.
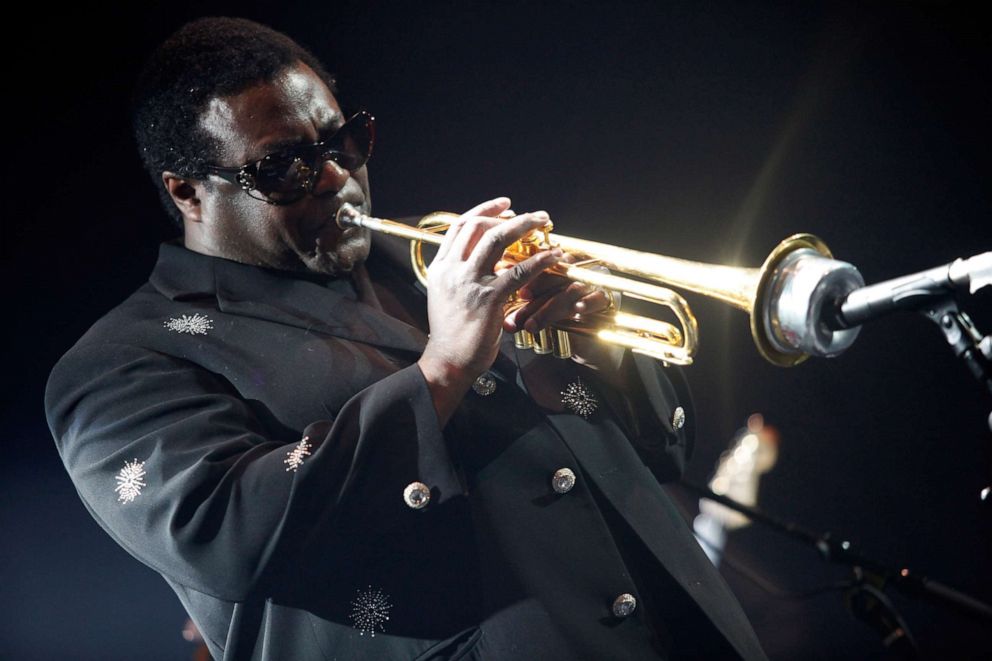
[150, 242, 427, 355]
[510, 346, 762, 659]
[548, 415, 764, 659]
[543, 410, 763, 659]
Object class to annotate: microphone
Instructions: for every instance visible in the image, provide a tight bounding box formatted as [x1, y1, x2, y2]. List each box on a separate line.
[831, 252, 991, 329]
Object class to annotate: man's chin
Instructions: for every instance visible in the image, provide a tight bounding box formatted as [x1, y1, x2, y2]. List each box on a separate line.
[304, 231, 371, 275]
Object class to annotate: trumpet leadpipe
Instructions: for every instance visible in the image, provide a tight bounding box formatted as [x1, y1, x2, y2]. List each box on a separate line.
[337, 203, 445, 245]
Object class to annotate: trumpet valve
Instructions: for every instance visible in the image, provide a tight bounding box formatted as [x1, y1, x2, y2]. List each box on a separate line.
[512, 220, 556, 256]
[532, 328, 555, 355]
[527, 328, 573, 359]
[514, 330, 535, 349]
[552, 329, 572, 359]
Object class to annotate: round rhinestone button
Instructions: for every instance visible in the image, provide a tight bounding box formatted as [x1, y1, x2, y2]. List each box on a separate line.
[552, 468, 577, 494]
[671, 405, 686, 430]
[472, 373, 497, 396]
[403, 481, 431, 509]
[612, 593, 637, 618]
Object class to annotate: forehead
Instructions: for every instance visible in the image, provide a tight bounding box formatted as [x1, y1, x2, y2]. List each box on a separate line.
[199, 61, 342, 162]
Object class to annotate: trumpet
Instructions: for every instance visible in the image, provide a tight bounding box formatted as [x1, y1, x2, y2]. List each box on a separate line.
[336, 203, 864, 367]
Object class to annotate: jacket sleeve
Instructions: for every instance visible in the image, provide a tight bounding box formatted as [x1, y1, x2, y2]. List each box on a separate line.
[45, 340, 461, 602]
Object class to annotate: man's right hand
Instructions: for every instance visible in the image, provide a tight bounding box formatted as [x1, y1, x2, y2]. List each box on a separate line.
[417, 197, 562, 425]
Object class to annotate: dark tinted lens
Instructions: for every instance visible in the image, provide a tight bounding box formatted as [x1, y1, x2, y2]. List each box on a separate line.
[238, 112, 373, 204]
[322, 112, 374, 171]
[254, 150, 317, 202]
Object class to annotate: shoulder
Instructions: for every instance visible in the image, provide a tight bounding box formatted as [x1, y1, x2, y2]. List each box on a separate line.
[55, 279, 223, 366]
[45, 279, 219, 418]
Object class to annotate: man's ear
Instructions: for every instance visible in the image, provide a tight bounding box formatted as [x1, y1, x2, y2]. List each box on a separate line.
[162, 172, 203, 223]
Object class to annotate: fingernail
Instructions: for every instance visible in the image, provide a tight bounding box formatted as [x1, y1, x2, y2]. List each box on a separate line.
[574, 301, 585, 311]
[524, 320, 537, 333]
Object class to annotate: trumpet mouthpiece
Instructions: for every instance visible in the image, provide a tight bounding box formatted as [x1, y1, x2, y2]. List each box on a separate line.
[336, 203, 363, 229]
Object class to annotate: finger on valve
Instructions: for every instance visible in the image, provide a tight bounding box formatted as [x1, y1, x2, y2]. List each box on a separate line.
[467, 213, 552, 274]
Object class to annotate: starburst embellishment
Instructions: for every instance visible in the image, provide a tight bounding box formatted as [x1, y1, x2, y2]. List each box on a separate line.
[163, 313, 214, 336]
[115, 459, 147, 503]
[284, 436, 312, 472]
[561, 377, 598, 418]
[349, 586, 392, 637]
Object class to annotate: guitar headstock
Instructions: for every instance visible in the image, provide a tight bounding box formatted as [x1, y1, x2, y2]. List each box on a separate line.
[699, 413, 780, 530]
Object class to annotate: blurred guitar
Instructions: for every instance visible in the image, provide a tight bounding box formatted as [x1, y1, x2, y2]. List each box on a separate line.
[693, 413, 779, 566]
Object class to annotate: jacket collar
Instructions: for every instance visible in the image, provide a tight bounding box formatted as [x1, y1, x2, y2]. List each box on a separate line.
[149, 240, 427, 355]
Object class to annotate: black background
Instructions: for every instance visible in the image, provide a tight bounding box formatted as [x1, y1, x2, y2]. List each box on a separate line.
[3, 1, 990, 658]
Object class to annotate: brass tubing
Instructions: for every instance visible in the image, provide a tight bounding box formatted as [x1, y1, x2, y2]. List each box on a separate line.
[335, 204, 841, 367]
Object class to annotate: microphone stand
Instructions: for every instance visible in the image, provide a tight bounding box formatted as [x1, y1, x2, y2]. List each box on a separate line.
[679, 481, 992, 658]
[830, 252, 992, 497]
[919, 297, 992, 429]
[832, 255, 992, 400]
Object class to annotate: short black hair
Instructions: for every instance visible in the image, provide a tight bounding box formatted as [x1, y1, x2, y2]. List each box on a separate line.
[131, 17, 336, 227]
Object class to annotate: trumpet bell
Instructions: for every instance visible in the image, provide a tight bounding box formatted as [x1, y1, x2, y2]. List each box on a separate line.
[753, 235, 863, 366]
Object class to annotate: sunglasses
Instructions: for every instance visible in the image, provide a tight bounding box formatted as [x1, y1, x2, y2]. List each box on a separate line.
[204, 110, 375, 205]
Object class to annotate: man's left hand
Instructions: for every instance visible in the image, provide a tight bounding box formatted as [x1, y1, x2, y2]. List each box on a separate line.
[501, 251, 625, 373]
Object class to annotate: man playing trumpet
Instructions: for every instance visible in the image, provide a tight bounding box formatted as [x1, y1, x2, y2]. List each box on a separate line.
[46, 17, 765, 660]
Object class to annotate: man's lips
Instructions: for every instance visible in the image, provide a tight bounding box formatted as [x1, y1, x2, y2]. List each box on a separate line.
[312, 217, 369, 254]
[304, 196, 365, 239]
[314, 223, 359, 249]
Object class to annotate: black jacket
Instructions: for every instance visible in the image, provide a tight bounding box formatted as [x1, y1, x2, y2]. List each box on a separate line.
[46, 237, 766, 660]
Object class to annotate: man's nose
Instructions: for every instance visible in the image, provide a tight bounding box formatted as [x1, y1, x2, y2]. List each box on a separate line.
[311, 158, 350, 196]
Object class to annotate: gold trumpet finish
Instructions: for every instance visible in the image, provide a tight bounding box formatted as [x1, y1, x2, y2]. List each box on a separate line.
[336, 204, 834, 367]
